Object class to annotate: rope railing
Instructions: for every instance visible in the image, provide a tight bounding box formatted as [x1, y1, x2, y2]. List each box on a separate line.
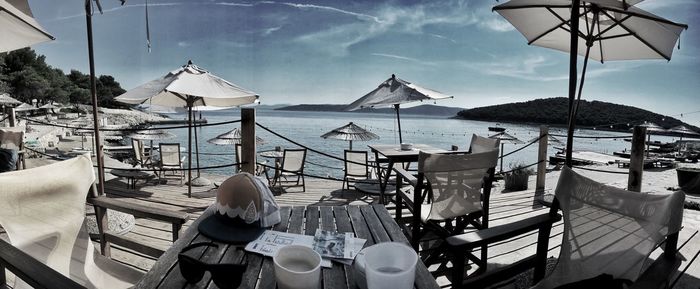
[17, 116, 241, 131]
[550, 133, 632, 139]
[256, 162, 345, 182]
[100, 162, 241, 172]
[499, 133, 545, 159]
[572, 165, 629, 175]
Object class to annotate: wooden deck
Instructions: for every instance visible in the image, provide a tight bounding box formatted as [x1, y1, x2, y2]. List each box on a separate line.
[97, 172, 700, 289]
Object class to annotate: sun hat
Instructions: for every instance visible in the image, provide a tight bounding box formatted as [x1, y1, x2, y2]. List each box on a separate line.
[199, 172, 280, 243]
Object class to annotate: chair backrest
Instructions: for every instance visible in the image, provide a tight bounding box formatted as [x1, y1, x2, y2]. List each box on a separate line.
[282, 148, 306, 172]
[159, 143, 181, 167]
[418, 149, 499, 221]
[469, 134, 499, 154]
[344, 150, 368, 178]
[235, 143, 242, 173]
[0, 154, 137, 288]
[131, 138, 143, 163]
[541, 167, 685, 287]
[0, 128, 24, 150]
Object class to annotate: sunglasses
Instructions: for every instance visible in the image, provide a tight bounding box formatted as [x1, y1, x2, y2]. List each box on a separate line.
[178, 242, 248, 289]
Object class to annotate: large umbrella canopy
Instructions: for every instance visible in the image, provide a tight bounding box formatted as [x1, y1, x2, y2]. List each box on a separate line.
[115, 61, 259, 197]
[0, 0, 54, 53]
[129, 129, 176, 141]
[207, 128, 265, 145]
[0, 93, 22, 106]
[489, 132, 524, 173]
[321, 122, 380, 150]
[631, 122, 666, 156]
[669, 125, 700, 141]
[345, 74, 452, 144]
[494, 0, 687, 166]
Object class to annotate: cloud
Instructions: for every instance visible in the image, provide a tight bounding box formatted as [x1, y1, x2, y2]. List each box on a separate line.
[261, 26, 282, 36]
[177, 41, 190, 47]
[262, 1, 383, 23]
[371, 53, 436, 66]
[466, 55, 638, 81]
[429, 33, 457, 43]
[478, 17, 515, 32]
[49, 2, 182, 22]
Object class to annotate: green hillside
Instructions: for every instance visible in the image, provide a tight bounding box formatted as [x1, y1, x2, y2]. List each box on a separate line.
[456, 97, 698, 131]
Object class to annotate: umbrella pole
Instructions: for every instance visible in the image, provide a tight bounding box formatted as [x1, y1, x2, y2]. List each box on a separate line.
[394, 104, 403, 144]
[500, 143, 505, 173]
[194, 114, 201, 178]
[349, 140, 353, 150]
[85, 0, 105, 195]
[565, 0, 582, 168]
[187, 102, 193, 198]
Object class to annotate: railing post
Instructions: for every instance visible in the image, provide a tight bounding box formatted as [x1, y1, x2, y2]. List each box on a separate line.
[536, 125, 548, 193]
[628, 126, 646, 192]
[241, 108, 256, 174]
[6, 107, 16, 127]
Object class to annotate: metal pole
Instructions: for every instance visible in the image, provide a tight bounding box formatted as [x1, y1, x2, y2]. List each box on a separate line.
[500, 143, 505, 173]
[565, 0, 581, 168]
[187, 102, 192, 198]
[85, 0, 105, 195]
[394, 104, 402, 144]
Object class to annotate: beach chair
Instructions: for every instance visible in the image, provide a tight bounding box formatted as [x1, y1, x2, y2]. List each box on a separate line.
[130, 138, 151, 168]
[394, 149, 499, 275]
[234, 143, 268, 176]
[343, 150, 369, 190]
[0, 154, 188, 289]
[158, 143, 186, 184]
[0, 128, 26, 170]
[446, 166, 684, 289]
[278, 148, 307, 191]
[468, 133, 499, 154]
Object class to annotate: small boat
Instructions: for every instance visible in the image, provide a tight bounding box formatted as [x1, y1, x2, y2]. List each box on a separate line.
[488, 126, 506, 132]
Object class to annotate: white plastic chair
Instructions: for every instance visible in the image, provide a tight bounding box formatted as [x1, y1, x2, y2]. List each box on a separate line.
[158, 143, 185, 184]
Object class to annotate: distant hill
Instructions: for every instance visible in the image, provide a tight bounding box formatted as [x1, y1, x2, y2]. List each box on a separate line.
[456, 97, 699, 131]
[276, 104, 464, 116]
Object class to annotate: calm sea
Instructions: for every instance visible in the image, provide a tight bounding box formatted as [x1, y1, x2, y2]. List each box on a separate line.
[154, 108, 679, 178]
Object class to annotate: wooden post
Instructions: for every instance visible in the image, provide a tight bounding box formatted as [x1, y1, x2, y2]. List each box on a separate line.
[241, 108, 256, 174]
[536, 125, 548, 193]
[6, 107, 16, 127]
[628, 126, 646, 192]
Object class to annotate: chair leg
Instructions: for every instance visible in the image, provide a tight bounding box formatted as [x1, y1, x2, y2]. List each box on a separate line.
[451, 248, 465, 289]
[301, 174, 306, 192]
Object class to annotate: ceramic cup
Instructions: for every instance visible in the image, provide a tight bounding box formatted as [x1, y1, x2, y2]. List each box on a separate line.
[400, 143, 413, 150]
[273, 245, 321, 289]
[363, 242, 417, 289]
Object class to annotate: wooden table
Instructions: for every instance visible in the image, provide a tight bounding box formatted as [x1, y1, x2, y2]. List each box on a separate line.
[368, 144, 445, 204]
[135, 205, 439, 289]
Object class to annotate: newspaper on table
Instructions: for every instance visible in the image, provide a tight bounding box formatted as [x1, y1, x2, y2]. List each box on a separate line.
[245, 229, 366, 267]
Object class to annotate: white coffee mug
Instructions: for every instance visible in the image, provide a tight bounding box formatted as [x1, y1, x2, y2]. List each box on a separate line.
[363, 242, 417, 289]
[273, 245, 321, 289]
[400, 143, 413, 150]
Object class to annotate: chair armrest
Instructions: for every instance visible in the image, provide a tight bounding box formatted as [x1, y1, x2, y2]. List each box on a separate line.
[88, 196, 188, 226]
[447, 213, 560, 249]
[394, 167, 418, 187]
[0, 239, 85, 289]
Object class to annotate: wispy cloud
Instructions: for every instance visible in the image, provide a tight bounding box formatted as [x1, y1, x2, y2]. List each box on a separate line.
[177, 41, 190, 47]
[478, 17, 514, 32]
[371, 53, 436, 66]
[261, 1, 383, 23]
[261, 26, 282, 36]
[429, 33, 457, 44]
[466, 55, 638, 81]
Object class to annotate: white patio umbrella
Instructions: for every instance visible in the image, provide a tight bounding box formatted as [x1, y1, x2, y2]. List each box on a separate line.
[320, 122, 379, 150]
[494, 0, 687, 166]
[631, 122, 666, 156]
[345, 74, 452, 144]
[0, 93, 22, 106]
[115, 60, 259, 197]
[0, 0, 54, 53]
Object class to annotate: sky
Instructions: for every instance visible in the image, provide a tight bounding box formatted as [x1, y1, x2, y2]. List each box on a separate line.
[24, 0, 700, 126]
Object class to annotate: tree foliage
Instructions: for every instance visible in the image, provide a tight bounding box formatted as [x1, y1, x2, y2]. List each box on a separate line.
[457, 97, 698, 131]
[0, 48, 126, 107]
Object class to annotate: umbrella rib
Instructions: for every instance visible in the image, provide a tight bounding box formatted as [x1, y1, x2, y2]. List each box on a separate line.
[0, 7, 55, 40]
[599, 9, 671, 60]
[601, 6, 688, 29]
[530, 7, 589, 45]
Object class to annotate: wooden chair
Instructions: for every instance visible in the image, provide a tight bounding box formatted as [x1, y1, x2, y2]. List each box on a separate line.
[278, 148, 307, 191]
[0, 128, 26, 170]
[0, 154, 188, 289]
[446, 166, 685, 289]
[158, 143, 186, 184]
[343, 150, 369, 190]
[394, 149, 499, 275]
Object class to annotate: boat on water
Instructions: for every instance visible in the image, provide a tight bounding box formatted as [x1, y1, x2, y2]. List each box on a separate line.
[488, 126, 506, 132]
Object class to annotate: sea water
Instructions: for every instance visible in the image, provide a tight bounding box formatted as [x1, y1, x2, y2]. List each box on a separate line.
[153, 107, 680, 178]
